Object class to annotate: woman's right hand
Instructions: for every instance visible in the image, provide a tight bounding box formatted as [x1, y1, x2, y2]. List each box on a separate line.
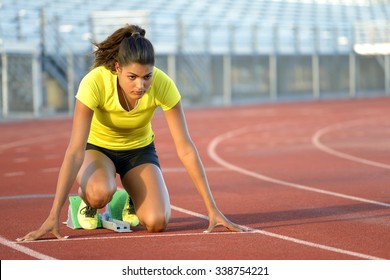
[16, 215, 67, 242]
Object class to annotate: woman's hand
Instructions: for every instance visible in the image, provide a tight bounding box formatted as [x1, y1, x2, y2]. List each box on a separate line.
[16, 215, 67, 242]
[204, 208, 251, 233]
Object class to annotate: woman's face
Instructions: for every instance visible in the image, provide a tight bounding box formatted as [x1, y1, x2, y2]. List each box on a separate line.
[116, 63, 154, 102]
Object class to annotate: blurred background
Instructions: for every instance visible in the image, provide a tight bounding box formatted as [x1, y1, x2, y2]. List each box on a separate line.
[0, 0, 389, 118]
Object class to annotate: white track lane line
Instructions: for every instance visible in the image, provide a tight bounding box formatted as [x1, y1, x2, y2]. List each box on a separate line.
[1, 191, 385, 259]
[206, 125, 388, 260]
[1, 120, 387, 260]
[171, 206, 384, 260]
[0, 235, 57, 260]
[208, 125, 390, 208]
[11, 204, 384, 260]
[312, 119, 390, 170]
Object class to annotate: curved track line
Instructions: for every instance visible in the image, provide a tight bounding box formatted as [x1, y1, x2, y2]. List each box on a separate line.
[208, 126, 390, 208]
[207, 126, 388, 260]
[312, 120, 390, 170]
[2, 118, 387, 260]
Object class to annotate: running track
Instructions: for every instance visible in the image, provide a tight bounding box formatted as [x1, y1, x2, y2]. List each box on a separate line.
[0, 97, 389, 260]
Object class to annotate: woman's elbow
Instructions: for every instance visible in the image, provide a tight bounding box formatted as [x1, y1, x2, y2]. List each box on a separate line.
[177, 143, 198, 162]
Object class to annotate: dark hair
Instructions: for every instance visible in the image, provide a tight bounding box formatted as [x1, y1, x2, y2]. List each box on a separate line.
[92, 24, 154, 71]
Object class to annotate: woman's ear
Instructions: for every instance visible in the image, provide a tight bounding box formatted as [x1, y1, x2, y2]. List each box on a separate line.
[115, 62, 121, 73]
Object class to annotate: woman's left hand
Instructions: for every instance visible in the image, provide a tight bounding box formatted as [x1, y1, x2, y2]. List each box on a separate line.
[203, 208, 251, 233]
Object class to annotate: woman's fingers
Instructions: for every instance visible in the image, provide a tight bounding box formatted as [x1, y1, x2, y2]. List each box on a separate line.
[16, 231, 40, 242]
[203, 223, 216, 233]
[16, 228, 66, 242]
[204, 216, 252, 233]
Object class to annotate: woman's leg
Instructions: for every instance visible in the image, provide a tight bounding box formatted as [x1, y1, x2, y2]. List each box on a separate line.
[76, 149, 117, 209]
[122, 163, 170, 232]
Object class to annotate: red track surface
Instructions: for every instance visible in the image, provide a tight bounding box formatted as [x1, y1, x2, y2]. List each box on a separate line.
[1, 97, 389, 260]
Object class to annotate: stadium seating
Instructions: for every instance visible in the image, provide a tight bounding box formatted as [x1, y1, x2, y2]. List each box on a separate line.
[1, 0, 389, 55]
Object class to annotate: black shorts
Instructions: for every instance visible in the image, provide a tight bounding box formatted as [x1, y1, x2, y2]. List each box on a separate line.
[86, 142, 160, 180]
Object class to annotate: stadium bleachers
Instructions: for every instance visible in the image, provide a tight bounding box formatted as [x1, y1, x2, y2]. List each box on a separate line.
[1, 0, 389, 54]
[1, 0, 389, 117]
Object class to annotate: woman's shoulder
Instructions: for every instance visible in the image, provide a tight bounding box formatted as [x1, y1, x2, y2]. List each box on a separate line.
[81, 66, 116, 89]
[153, 67, 171, 80]
[149, 66, 181, 109]
[85, 66, 114, 79]
[152, 67, 176, 89]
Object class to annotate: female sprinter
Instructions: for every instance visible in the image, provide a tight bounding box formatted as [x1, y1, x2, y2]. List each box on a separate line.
[17, 24, 244, 241]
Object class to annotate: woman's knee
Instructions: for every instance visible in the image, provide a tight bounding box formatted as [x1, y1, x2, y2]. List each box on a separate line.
[77, 150, 117, 208]
[78, 184, 116, 209]
[141, 208, 171, 232]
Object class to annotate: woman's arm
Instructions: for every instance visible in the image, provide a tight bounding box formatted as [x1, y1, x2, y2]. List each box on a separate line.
[163, 101, 243, 232]
[17, 100, 94, 241]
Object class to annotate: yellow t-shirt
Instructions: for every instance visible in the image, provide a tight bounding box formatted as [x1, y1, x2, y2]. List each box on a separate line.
[75, 66, 181, 150]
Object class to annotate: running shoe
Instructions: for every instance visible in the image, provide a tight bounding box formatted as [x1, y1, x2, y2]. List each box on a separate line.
[77, 200, 98, 230]
[122, 195, 140, 227]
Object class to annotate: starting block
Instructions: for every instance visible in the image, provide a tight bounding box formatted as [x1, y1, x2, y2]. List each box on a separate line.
[65, 191, 132, 233]
[100, 213, 132, 233]
[106, 190, 129, 220]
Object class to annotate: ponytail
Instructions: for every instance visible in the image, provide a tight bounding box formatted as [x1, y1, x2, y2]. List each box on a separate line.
[92, 24, 154, 71]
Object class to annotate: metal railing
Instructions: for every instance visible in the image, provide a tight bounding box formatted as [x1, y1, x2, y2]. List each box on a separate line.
[1, 5, 389, 118]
